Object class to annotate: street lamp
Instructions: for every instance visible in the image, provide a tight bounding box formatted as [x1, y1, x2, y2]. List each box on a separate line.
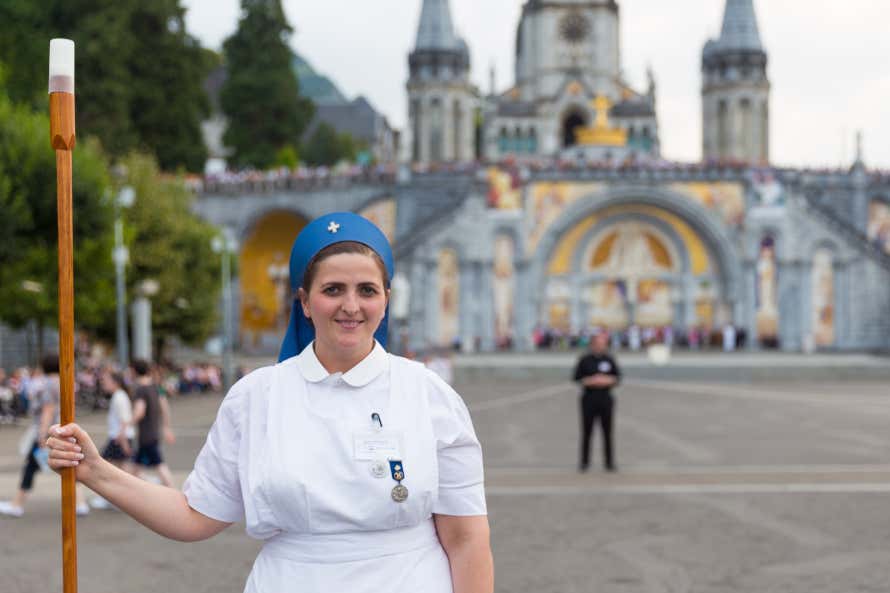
[131, 278, 158, 362]
[212, 230, 239, 391]
[113, 185, 135, 368]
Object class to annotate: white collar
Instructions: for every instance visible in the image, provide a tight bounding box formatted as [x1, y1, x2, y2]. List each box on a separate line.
[296, 341, 389, 387]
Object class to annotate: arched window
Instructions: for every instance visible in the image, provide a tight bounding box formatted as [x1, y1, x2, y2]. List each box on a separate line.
[740, 98, 752, 161]
[528, 128, 538, 153]
[514, 125, 523, 153]
[761, 100, 769, 163]
[411, 99, 422, 162]
[717, 100, 729, 158]
[562, 110, 587, 148]
[453, 99, 462, 161]
[430, 98, 443, 162]
[498, 126, 510, 154]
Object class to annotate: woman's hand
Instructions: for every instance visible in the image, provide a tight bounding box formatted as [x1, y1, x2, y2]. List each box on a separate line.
[46, 423, 102, 483]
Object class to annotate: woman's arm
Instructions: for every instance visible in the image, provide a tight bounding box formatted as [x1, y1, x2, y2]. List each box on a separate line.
[160, 396, 176, 444]
[38, 402, 56, 441]
[434, 514, 494, 593]
[46, 423, 229, 542]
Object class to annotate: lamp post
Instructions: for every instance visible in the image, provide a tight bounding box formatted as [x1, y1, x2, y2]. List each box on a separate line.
[113, 186, 134, 368]
[131, 279, 159, 362]
[213, 230, 238, 391]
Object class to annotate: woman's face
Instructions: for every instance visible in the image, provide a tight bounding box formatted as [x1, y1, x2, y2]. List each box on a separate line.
[299, 253, 389, 358]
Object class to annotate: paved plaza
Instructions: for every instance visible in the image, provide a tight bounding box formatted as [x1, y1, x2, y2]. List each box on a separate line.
[1, 357, 890, 592]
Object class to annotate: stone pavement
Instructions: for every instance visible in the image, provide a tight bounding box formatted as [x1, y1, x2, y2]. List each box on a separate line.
[1, 370, 890, 592]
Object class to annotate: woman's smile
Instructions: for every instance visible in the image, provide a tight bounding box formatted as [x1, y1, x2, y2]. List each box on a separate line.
[300, 252, 390, 372]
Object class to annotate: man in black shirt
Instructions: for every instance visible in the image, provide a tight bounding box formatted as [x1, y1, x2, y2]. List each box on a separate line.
[573, 331, 621, 472]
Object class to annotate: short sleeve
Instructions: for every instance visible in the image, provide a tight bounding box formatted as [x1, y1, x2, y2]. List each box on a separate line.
[42, 379, 60, 406]
[112, 392, 132, 424]
[427, 372, 487, 516]
[182, 385, 246, 523]
[573, 357, 585, 382]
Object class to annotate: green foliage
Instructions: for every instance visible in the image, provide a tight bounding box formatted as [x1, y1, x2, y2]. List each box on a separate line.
[128, 2, 211, 172]
[0, 1, 210, 172]
[274, 144, 299, 169]
[0, 94, 116, 333]
[302, 123, 357, 167]
[0, 1, 52, 107]
[220, 0, 315, 169]
[120, 154, 221, 353]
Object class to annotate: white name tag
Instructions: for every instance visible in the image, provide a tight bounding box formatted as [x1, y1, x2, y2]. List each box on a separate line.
[598, 361, 612, 373]
[353, 431, 403, 461]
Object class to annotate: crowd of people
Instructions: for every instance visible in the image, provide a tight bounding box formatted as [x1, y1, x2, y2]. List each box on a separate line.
[0, 360, 227, 426]
[532, 324, 750, 352]
[191, 163, 399, 193]
[0, 354, 193, 518]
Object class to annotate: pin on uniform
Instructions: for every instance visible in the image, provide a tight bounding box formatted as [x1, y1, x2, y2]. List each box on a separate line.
[389, 459, 409, 502]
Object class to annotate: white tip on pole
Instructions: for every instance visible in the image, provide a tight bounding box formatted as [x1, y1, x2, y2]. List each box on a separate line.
[49, 38, 75, 94]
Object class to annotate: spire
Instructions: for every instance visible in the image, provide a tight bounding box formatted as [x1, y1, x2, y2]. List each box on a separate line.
[852, 130, 865, 170]
[415, 0, 462, 51]
[717, 0, 763, 52]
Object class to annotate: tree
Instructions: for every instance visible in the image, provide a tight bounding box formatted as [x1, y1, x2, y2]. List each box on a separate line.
[302, 123, 358, 167]
[128, 2, 211, 172]
[0, 1, 212, 171]
[220, 0, 315, 169]
[48, 0, 140, 158]
[0, 90, 116, 351]
[119, 153, 221, 358]
[0, 1, 54, 108]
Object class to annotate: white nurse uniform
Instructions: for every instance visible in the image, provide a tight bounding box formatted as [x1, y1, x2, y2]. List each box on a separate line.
[183, 341, 487, 593]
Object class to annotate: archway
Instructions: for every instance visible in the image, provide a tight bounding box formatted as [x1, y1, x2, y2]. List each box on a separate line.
[239, 211, 307, 350]
[562, 110, 587, 148]
[530, 187, 742, 344]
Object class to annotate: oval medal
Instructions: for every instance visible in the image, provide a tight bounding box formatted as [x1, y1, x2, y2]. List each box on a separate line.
[391, 484, 409, 503]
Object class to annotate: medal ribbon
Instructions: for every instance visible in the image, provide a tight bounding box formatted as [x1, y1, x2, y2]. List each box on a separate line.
[389, 459, 405, 483]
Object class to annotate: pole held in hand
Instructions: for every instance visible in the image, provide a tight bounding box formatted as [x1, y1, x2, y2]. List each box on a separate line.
[49, 37, 78, 593]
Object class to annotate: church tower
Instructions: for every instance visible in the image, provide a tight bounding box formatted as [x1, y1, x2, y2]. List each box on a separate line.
[407, 0, 476, 164]
[701, 0, 770, 164]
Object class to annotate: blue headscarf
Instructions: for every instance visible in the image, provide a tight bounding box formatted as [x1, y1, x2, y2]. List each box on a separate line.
[278, 212, 395, 362]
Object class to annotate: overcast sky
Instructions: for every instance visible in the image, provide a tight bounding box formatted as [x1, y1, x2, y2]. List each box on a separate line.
[181, 0, 890, 169]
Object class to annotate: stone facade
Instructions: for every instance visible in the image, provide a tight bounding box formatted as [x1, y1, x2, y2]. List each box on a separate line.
[406, 0, 476, 164]
[189, 0, 890, 355]
[194, 165, 890, 354]
[701, 0, 770, 163]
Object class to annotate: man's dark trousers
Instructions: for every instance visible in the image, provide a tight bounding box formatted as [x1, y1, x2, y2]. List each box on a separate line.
[580, 393, 614, 469]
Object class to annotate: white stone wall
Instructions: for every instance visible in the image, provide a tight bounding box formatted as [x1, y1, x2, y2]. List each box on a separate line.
[516, 3, 621, 104]
[408, 84, 476, 163]
[702, 79, 770, 162]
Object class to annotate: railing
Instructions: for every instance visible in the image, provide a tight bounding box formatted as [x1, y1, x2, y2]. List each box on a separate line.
[193, 167, 398, 195]
[800, 192, 890, 272]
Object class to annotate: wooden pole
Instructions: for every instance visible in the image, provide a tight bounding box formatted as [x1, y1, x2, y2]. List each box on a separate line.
[49, 39, 77, 593]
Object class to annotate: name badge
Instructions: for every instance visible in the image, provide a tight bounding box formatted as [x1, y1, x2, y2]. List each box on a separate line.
[598, 361, 612, 373]
[353, 431, 403, 461]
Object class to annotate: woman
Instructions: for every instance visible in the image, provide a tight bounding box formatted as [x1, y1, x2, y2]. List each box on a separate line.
[90, 371, 135, 510]
[46, 212, 494, 593]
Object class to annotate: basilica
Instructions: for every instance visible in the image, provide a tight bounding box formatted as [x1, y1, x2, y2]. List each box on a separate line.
[390, 0, 890, 352]
[191, 0, 890, 356]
